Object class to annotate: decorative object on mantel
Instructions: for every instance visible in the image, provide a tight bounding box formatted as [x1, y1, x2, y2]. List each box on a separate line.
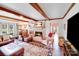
[34, 22, 45, 28]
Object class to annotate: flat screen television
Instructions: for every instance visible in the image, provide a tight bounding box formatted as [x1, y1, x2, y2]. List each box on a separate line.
[67, 12, 79, 51]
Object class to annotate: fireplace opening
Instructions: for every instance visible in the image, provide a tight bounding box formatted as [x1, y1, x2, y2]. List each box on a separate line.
[35, 32, 42, 36]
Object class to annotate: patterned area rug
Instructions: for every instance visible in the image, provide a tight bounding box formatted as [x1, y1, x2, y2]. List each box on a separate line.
[11, 40, 48, 56]
[29, 40, 47, 49]
[19, 42, 49, 56]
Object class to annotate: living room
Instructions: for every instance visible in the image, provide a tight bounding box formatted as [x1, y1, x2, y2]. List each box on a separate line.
[0, 3, 79, 56]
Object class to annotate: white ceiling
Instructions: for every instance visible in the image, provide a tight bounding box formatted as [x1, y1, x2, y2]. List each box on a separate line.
[0, 3, 72, 21]
[0, 3, 45, 20]
[0, 10, 20, 19]
[0, 10, 30, 21]
[39, 3, 71, 18]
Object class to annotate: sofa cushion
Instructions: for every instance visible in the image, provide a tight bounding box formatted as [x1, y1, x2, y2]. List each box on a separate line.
[0, 39, 2, 42]
[3, 35, 9, 41]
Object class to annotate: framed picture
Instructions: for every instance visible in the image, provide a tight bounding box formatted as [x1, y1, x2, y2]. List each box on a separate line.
[9, 24, 13, 30]
[2, 24, 7, 29]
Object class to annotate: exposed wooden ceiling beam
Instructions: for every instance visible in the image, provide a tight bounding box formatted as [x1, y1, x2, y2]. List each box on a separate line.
[30, 3, 49, 20]
[0, 15, 28, 22]
[63, 3, 75, 18]
[0, 5, 37, 21]
[49, 18, 64, 20]
[30, 3, 75, 20]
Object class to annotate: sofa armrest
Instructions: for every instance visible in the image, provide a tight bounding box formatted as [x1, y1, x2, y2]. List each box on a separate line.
[0, 40, 14, 47]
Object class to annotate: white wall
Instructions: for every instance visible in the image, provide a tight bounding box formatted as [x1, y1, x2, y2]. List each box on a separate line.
[45, 20, 51, 37]
[45, 20, 65, 37]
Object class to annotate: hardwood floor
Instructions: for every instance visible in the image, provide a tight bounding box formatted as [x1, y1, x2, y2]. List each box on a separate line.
[29, 33, 65, 56]
[52, 33, 64, 56]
